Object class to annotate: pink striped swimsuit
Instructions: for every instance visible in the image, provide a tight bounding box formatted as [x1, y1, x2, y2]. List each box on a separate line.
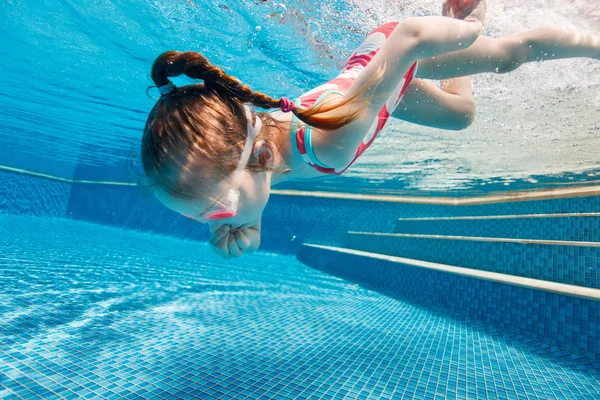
[290, 22, 418, 175]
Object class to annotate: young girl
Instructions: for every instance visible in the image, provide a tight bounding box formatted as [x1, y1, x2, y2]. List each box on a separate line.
[142, 0, 599, 259]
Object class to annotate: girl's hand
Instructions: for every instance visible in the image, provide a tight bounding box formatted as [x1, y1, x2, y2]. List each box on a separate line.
[209, 224, 259, 259]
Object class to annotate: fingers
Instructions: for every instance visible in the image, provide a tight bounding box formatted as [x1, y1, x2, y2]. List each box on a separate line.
[234, 229, 251, 252]
[208, 225, 252, 259]
[209, 225, 231, 258]
[227, 234, 243, 258]
[209, 225, 231, 247]
[227, 229, 252, 258]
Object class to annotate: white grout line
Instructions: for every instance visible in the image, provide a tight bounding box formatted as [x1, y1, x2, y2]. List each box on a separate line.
[397, 212, 600, 221]
[347, 231, 600, 247]
[303, 244, 600, 301]
[3, 164, 600, 205]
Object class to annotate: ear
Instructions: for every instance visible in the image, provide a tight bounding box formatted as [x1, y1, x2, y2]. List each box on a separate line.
[252, 140, 274, 167]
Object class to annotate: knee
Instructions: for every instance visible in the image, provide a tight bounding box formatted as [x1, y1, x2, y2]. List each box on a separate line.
[448, 103, 476, 131]
[457, 108, 476, 130]
[495, 37, 529, 74]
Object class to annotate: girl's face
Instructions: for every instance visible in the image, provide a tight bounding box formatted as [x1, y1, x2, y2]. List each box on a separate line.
[154, 169, 272, 231]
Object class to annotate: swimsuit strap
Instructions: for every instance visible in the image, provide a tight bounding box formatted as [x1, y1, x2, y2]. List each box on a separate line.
[290, 89, 345, 171]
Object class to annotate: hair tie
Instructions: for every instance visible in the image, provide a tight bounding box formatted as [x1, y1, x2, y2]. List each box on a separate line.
[279, 97, 295, 113]
[158, 80, 176, 95]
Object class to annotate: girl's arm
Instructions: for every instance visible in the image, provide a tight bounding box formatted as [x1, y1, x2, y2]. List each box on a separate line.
[313, 13, 484, 170]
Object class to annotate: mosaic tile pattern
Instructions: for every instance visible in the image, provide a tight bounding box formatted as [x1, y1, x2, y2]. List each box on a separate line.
[0, 171, 70, 218]
[395, 215, 600, 242]
[1, 216, 599, 399]
[66, 183, 211, 243]
[65, 179, 600, 254]
[299, 244, 600, 361]
[346, 233, 600, 289]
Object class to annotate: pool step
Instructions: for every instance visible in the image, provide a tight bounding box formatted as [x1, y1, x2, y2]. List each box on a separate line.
[345, 231, 600, 289]
[395, 213, 600, 242]
[300, 244, 600, 301]
[297, 243, 600, 361]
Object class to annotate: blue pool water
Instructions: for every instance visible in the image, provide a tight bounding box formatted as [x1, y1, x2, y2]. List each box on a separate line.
[1, 0, 599, 194]
[2, 0, 600, 398]
[1, 215, 599, 399]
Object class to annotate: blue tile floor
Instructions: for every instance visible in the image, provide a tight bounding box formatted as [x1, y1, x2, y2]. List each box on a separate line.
[0, 215, 599, 399]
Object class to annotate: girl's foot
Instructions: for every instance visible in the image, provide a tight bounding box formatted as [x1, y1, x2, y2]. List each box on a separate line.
[443, 0, 487, 26]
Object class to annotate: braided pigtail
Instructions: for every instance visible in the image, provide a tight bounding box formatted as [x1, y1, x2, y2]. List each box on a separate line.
[151, 51, 277, 107]
[151, 50, 381, 132]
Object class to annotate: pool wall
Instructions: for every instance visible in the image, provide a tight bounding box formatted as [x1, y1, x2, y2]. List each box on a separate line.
[299, 245, 600, 361]
[2, 169, 600, 362]
[0, 171, 70, 218]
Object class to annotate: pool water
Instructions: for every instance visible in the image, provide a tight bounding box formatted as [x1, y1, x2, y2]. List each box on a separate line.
[1, 0, 600, 398]
[1, 0, 599, 195]
[1, 215, 598, 399]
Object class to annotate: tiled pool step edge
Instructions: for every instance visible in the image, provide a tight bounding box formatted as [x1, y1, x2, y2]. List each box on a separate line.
[397, 212, 600, 221]
[352, 232, 600, 247]
[346, 232, 600, 289]
[394, 213, 600, 242]
[298, 244, 600, 360]
[304, 244, 600, 301]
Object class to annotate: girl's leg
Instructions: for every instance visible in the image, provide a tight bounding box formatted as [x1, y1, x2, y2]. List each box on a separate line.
[416, 28, 600, 80]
